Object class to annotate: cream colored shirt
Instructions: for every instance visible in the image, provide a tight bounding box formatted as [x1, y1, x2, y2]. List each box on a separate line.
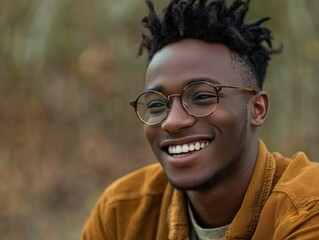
[188, 203, 229, 240]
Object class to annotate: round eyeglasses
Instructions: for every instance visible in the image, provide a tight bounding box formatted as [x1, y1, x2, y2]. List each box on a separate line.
[130, 81, 257, 126]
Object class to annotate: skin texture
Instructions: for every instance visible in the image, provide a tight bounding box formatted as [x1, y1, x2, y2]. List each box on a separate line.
[144, 39, 269, 227]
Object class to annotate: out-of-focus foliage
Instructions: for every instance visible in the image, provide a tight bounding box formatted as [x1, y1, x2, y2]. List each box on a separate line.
[0, 0, 318, 239]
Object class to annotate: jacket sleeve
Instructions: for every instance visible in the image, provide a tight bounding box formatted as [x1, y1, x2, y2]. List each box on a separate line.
[253, 191, 319, 240]
[279, 200, 319, 240]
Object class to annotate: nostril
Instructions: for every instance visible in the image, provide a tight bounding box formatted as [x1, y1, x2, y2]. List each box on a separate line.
[161, 111, 196, 133]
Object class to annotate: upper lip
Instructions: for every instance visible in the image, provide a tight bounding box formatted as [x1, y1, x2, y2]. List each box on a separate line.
[159, 135, 213, 149]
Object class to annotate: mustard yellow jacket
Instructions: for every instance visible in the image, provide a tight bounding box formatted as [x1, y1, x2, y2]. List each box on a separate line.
[82, 141, 319, 239]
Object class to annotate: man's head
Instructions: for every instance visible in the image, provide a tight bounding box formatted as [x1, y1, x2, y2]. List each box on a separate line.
[131, 0, 276, 191]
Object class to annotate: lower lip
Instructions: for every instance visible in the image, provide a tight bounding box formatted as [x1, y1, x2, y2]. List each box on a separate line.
[164, 145, 209, 167]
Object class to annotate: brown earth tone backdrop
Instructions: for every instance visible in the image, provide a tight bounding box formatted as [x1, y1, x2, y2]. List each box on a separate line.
[0, 0, 319, 239]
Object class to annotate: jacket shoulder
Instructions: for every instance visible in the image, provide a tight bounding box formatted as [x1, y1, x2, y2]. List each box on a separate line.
[82, 163, 171, 239]
[253, 153, 319, 239]
[274, 152, 319, 207]
[103, 163, 168, 204]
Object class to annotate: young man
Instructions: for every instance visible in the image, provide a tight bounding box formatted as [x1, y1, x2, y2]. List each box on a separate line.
[82, 0, 319, 239]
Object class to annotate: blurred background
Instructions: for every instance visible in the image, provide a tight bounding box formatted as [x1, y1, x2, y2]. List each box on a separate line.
[0, 0, 318, 239]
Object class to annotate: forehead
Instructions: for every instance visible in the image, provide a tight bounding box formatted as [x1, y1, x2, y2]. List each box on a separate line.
[145, 39, 245, 90]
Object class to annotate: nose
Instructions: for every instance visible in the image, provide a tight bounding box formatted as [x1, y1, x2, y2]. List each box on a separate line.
[161, 98, 196, 133]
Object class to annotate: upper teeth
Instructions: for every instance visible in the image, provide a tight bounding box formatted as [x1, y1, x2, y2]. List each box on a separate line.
[168, 141, 209, 155]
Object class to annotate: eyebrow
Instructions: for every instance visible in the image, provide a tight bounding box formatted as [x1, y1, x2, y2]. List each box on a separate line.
[146, 77, 222, 92]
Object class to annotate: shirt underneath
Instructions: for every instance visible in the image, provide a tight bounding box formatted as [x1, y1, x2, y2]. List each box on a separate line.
[188, 203, 229, 240]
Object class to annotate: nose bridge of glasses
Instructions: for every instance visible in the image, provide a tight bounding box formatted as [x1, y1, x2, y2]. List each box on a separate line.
[166, 93, 190, 116]
[167, 93, 182, 105]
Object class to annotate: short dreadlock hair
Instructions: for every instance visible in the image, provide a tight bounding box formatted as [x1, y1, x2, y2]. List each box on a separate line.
[139, 0, 280, 89]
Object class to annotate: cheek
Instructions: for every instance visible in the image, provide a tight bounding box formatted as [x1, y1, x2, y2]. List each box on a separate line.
[144, 126, 163, 159]
[209, 100, 247, 134]
[144, 125, 156, 146]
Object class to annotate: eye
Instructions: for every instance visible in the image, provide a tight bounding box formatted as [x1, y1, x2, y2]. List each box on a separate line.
[147, 100, 167, 114]
[191, 91, 217, 105]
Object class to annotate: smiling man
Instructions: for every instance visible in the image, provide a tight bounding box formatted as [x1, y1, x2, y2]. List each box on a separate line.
[82, 0, 319, 239]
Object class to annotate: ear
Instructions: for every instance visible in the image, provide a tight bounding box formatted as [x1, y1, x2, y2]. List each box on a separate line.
[249, 91, 269, 127]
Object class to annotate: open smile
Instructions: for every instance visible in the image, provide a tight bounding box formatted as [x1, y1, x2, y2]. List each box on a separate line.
[160, 138, 212, 167]
[168, 141, 210, 156]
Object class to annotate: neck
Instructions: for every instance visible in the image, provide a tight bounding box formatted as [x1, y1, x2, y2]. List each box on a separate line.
[186, 144, 258, 228]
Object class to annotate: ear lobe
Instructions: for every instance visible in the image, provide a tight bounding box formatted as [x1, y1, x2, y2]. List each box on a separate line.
[250, 91, 269, 127]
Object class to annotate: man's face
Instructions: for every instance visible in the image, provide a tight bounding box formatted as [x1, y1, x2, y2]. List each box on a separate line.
[144, 39, 256, 191]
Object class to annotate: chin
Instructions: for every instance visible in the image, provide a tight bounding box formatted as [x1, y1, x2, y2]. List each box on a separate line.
[168, 174, 223, 192]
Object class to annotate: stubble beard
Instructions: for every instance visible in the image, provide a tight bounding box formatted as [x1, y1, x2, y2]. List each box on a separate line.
[169, 108, 249, 192]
